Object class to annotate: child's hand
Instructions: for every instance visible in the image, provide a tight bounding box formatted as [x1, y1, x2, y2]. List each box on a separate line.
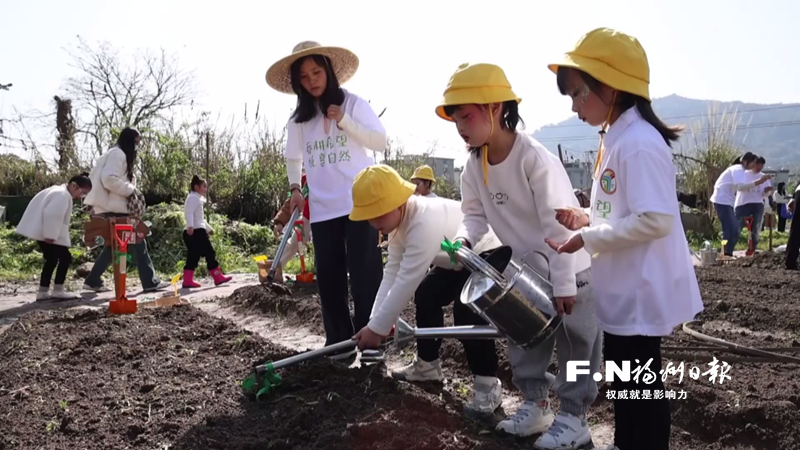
[555, 296, 576, 315]
[555, 207, 589, 231]
[273, 223, 284, 238]
[187, 227, 194, 236]
[545, 234, 584, 254]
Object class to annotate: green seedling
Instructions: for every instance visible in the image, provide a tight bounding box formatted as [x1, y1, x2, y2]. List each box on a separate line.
[59, 400, 68, 411]
[46, 419, 59, 433]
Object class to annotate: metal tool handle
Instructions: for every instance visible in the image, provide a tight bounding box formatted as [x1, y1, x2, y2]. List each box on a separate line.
[268, 207, 301, 281]
[255, 339, 357, 374]
[519, 250, 551, 281]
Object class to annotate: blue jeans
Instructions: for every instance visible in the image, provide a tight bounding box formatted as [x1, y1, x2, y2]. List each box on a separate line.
[85, 214, 161, 289]
[714, 203, 738, 255]
[735, 203, 765, 251]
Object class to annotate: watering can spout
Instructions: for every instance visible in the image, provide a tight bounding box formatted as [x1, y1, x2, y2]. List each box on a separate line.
[393, 318, 415, 350]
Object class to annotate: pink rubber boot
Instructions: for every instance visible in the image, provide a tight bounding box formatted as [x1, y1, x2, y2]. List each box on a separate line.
[182, 269, 202, 288]
[210, 267, 232, 286]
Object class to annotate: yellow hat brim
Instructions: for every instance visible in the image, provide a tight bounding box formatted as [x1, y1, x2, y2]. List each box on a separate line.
[349, 182, 416, 222]
[435, 87, 522, 121]
[411, 175, 435, 182]
[549, 53, 650, 101]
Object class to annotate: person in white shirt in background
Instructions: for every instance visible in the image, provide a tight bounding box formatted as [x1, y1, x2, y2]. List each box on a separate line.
[17, 173, 93, 300]
[181, 175, 232, 288]
[267, 42, 386, 361]
[773, 182, 791, 233]
[438, 63, 599, 449]
[409, 164, 437, 198]
[710, 153, 757, 256]
[547, 28, 704, 450]
[733, 156, 773, 253]
[83, 128, 169, 293]
[350, 164, 506, 418]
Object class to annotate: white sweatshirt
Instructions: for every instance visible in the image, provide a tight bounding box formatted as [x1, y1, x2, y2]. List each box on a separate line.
[184, 192, 214, 232]
[284, 90, 387, 223]
[84, 146, 136, 214]
[455, 133, 591, 298]
[16, 185, 75, 247]
[367, 196, 502, 336]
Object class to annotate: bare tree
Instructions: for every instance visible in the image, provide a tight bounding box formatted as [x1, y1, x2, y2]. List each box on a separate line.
[65, 36, 196, 155]
[53, 96, 77, 171]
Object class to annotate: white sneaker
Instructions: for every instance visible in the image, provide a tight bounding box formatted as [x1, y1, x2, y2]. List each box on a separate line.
[51, 285, 81, 300]
[83, 283, 111, 293]
[391, 357, 444, 382]
[464, 376, 502, 418]
[496, 399, 554, 437]
[36, 289, 50, 301]
[534, 412, 593, 449]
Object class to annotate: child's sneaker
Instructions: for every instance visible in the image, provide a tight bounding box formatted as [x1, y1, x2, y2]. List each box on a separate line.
[534, 412, 593, 449]
[83, 283, 111, 293]
[51, 285, 81, 300]
[36, 287, 50, 301]
[391, 357, 444, 382]
[496, 399, 554, 437]
[463, 376, 503, 418]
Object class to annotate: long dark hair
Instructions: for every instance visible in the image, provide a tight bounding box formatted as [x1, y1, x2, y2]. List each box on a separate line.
[557, 68, 683, 147]
[290, 55, 345, 124]
[443, 101, 524, 158]
[778, 182, 786, 196]
[733, 152, 756, 167]
[69, 172, 92, 189]
[190, 174, 206, 194]
[116, 128, 140, 181]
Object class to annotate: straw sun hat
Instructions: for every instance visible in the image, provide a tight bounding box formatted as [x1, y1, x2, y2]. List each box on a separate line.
[266, 41, 359, 94]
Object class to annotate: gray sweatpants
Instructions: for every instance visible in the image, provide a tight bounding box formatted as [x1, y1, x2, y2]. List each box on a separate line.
[508, 268, 602, 418]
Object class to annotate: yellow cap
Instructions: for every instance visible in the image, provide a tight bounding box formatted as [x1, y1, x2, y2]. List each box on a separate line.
[548, 28, 650, 101]
[350, 165, 416, 221]
[435, 63, 522, 121]
[411, 165, 435, 182]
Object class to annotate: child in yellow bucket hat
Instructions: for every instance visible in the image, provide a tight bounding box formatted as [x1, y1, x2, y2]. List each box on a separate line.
[410, 164, 437, 198]
[546, 28, 704, 450]
[437, 63, 600, 447]
[350, 164, 508, 418]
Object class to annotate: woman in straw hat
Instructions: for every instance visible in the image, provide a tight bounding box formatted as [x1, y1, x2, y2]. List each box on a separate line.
[546, 28, 704, 450]
[438, 63, 600, 449]
[266, 41, 386, 359]
[349, 164, 506, 418]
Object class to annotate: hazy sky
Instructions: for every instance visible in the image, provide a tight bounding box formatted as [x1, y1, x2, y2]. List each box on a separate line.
[1, 0, 798, 167]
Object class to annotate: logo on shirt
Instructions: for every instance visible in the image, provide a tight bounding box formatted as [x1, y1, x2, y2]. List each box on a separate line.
[600, 169, 617, 195]
[491, 192, 509, 206]
[596, 200, 612, 219]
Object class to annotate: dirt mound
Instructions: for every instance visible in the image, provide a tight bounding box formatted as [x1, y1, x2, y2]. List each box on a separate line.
[0, 306, 536, 450]
[221, 282, 328, 335]
[727, 251, 787, 269]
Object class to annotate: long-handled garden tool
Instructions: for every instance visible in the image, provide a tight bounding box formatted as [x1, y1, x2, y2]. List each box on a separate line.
[241, 318, 503, 399]
[258, 207, 300, 295]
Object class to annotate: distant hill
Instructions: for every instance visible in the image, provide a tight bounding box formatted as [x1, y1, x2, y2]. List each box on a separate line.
[531, 95, 800, 170]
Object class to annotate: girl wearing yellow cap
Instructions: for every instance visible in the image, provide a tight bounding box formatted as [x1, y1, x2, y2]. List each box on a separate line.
[546, 28, 704, 450]
[350, 164, 507, 418]
[438, 63, 600, 449]
[266, 42, 386, 358]
[410, 165, 437, 198]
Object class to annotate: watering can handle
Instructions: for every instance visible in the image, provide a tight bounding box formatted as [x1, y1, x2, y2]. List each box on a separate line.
[521, 250, 552, 282]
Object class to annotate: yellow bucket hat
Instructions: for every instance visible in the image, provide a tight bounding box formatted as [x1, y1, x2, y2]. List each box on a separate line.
[548, 28, 650, 101]
[435, 63, 521, 121]
[350, 165, 416, 221]
[411, 165, 435, 182]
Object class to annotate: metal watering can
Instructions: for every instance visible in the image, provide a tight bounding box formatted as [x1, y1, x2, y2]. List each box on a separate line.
[452, 244, 562, 350]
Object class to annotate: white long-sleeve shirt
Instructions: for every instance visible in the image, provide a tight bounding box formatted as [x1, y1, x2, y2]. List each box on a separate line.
[455, 133, 591, 298]
[184, 192, 213, 232]
[16, 185, 74, 247]
[284, 90, 387, 223]
[84, 146, 136, 214]
[581, 107, 703, 336]
[367, 196, 502, 336]
[709, 165, 743, 206]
